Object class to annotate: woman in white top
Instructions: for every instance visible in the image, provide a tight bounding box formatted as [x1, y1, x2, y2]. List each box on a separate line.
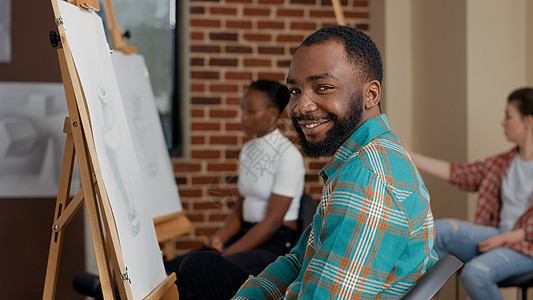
[207, 79, 305, 270]
[169, 80, 305, 300]
[405, 87, 533, 300]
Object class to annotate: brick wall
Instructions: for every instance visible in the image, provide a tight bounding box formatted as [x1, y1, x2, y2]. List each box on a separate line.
[170, 0, 370, 254]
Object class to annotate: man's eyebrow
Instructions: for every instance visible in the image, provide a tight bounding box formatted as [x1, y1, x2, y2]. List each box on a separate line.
[286, 72, 335, 85]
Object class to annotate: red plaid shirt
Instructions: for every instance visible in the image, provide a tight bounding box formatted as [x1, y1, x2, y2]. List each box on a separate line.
[450, 147, 533, 256]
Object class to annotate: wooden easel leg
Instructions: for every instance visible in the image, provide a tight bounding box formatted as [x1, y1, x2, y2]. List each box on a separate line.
[42, 119, 76, 300]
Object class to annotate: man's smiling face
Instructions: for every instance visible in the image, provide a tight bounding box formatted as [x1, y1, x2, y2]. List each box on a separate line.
[286, 40, 366, 158]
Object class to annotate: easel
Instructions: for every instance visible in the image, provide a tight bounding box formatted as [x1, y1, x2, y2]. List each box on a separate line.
[43, 0, 179, 299]
[100, 0, 193, 260]
[331, 0, 346, 26]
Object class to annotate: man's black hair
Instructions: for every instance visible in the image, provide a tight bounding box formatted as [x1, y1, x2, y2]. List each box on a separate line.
[301, 25, 383, 84]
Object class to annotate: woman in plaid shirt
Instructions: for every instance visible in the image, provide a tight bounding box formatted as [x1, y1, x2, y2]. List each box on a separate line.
[409, 88, 533, 300]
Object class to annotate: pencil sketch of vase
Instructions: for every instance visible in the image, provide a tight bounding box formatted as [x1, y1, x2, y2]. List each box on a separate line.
[97, 86, 141, 236]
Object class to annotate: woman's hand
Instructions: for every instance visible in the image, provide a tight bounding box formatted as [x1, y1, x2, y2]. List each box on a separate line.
[478, 228, 526, 252]
[202, 235, 225, 253]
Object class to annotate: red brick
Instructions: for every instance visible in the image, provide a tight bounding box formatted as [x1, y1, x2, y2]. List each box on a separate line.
[243, 8, 271, 16]
[290, 22, 317, 30]
[191, 45, 221, 53]
[208, 188, 237, 198]
[277, 34, 305, 42]
[309, 10, 335, 18]
[225, 123, 242, 131]
[210, 109, 239, 118]
[179, 189, 203, 197]
[190, 6, 205, 14]
[193, 202, 223, 210]
[226, 20, 253, 29]
[310, 186, 323, 194]
[191, 19, 221, 27]
[209, 7, 238, 15]
[354, 0, 368, 7]
[191, 32, 204, 40]
[192, 150, 221, 159]
[191, 109, 204, 117]
[225, 149, 241, 159]
[258, 46, 285, 55]
[191, 71, 220, 80]
[209, 58, 238, 67]
[226, 45, 253, 54]
[258, 0, 283, 3]
[257, 72, 286, 81]
[227, 0, 252, 3]
[225, 71, 252, 80]
[210, 32, 239, 41]
[186, 213, 205, 222]
[305, 174, 320, 182]
[191, 57, 204, 66]
[291, 0, 315, 4]
[345, 12, 369, 19]
[191, 122, 221, 131]
[320, 0, 346, 4]
[244, 58, 271, 67]
[209, 84, 240, 93]
[226, 97, 242, 105]
[191, 136, 205, 144]
[210, 136, 238, 145]
[309, 162, 326, 170]
[258, 21, 285, 29]
[191, 97, 221, 105]
[243, 33, 271, 42]
[277, 59, 291, 67]
[174, 163, 202, 172]
[192, 176, 220, 185]
[191, 84, 205, 92]
[207, 163, 237, 171]
[277, 9, 304, 17]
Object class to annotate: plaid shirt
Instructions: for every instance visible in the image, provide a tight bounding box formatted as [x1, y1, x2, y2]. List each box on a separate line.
[450, 148, 533, 256]
[233, 114, 438, 299]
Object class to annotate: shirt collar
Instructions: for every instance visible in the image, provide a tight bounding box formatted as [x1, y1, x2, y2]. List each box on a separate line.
[319, 114, 391, 181]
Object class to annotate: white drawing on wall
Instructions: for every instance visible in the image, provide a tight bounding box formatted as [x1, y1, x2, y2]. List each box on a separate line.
[0, 82, 80, 197]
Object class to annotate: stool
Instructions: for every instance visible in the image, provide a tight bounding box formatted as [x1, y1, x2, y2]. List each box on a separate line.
[498, 271, 533, 300]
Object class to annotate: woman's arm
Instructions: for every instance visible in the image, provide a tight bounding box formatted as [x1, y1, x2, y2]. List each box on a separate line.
[409, 151, 451, 181]
[210, 197, 244, 249]
[222, 193, 293, 256]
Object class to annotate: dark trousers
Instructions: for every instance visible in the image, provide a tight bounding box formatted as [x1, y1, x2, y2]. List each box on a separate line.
[166, 223, 296, 300]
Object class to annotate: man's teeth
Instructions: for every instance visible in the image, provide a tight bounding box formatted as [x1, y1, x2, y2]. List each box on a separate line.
[304, 123, 321, 129]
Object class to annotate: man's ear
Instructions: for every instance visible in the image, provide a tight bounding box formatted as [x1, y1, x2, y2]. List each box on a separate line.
[364, 80, 381, 109]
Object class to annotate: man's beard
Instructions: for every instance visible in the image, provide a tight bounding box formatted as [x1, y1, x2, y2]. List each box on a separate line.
[292, 93, 363, 158]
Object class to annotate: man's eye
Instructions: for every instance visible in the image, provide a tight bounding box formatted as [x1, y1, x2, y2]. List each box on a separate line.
[289, 89, 301, 95]
[317, 86, 332, 91]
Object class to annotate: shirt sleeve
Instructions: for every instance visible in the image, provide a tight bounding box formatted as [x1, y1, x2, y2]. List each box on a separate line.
[296, 169, 412, 298]
[450, 160, 486, 192]
[232, 225, 310, 299]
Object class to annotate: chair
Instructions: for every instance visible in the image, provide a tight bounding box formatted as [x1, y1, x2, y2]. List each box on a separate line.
[402, 254, 464, 300]
[295, 193, 317, 242]
[498, 271, 533, 300]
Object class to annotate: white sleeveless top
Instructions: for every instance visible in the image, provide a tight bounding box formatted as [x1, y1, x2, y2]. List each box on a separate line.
[238, 129, 305, 223]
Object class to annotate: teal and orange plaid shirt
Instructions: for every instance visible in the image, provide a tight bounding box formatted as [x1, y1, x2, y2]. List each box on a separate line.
[233, 114, 438, 299]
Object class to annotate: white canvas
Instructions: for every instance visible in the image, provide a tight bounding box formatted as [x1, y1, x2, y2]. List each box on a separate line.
[57, 2, 166, 299]
[0, 82, 80, 197]
[111, 51, 182, 218]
